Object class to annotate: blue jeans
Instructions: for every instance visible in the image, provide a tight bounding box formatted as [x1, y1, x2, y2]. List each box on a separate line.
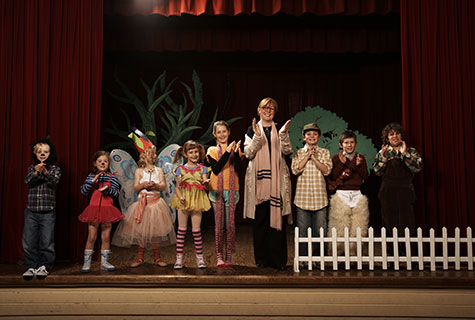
[22, 208, 56, 270]
[296, 206, 327, 257]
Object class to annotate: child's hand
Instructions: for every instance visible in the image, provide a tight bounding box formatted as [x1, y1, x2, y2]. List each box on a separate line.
[252, 118, 261, 136]
[226, 141, 236, 153]
[143, 181, 154, 190]
[307, 148, 316, 161]
[99, 185, 109, 192]
[234, 140, 241, 153]
[180, 197, 186, 204]
[34, 163, 46, 174]
[400, 141, 407, 155]
[381, 144, 389, 158]
[202, 178, 210, 185]
[356, 154, 363, 166]
[92, 172, 103, 183]
[338, 150, 346, 163]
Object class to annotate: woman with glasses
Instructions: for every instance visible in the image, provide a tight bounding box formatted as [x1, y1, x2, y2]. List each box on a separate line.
[243, 97, 292, 270]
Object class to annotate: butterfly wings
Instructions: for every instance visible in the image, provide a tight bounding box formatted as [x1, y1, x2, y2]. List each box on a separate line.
[110, 149, 138, 213]
[110, 145, 179, 223]
[156, 144, 179, 223]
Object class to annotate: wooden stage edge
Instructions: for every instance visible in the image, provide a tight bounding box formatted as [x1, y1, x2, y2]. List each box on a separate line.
[1, 263, 475, 289]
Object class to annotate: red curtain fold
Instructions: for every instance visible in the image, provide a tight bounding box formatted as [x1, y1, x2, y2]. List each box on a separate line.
[0, 0, 103, 262]
[104, 0, 399, 16]
[104, 13, 401, 53]
[401, 0, 475, 231]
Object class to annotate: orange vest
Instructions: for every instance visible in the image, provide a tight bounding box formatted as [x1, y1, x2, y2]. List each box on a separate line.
[207, 147, 242, 191]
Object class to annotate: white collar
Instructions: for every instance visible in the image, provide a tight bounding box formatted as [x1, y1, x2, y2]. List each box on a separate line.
[304, 144, 318, 151]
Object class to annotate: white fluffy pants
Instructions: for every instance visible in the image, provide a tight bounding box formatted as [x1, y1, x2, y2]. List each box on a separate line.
[328, 193, 369, 255]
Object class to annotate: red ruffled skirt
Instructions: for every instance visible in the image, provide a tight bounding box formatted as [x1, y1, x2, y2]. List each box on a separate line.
[79, 190, 124, 224]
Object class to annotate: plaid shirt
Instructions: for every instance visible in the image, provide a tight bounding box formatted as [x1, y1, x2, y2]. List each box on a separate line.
[25, 164, 61, 212]
[291, 145, 332, 211]
[373, 146, 422, 176]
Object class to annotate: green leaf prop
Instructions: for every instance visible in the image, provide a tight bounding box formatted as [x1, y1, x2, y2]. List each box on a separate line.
[288, 106, 377, 171]
[105, 69, 242, 154]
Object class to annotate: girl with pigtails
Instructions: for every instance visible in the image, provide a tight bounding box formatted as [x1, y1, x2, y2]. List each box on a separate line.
[170, 140, 211, 269]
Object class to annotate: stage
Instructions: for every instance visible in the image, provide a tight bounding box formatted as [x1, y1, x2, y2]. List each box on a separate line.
[1, 225, 475, 319]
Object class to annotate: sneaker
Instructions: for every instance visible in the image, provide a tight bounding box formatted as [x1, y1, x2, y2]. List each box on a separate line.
[154, 259, 167, 267]
[216, 257, 226, 267]
[22, 268, 36, 280]
[174, 255, 183, 269]
[35, 265, 49, 279]
[196, 254, 206, 269]
[130, 258, 144, 268]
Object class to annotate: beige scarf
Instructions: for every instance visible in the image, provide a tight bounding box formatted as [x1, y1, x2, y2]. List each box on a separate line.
[255, 121, 282, 230]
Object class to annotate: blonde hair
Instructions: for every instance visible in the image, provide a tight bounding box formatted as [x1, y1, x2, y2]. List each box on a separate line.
[258, 97, 278, 112]
[33, 142, 49, 154]
[138, 145, 157, 168]
[173, 140, 206, 164]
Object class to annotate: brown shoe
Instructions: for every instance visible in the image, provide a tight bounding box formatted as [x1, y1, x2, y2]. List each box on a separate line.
[130, 258, 144, 268]
[155, 259, 167, 267]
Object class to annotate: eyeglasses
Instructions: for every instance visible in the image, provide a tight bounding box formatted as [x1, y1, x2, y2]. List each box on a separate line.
[260, 106, 275, 112]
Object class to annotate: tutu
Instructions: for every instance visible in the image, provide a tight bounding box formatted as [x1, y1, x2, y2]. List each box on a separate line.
[79, 187, 124, 224]
[78, 204, 124, 224]
[112, 193, 176, 248]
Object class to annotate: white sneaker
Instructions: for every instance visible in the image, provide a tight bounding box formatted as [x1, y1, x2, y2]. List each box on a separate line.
[35, 265, 49, 279]
[22, 268, 36, 280]
[196, 254, 206, 269]
[174, 255, 183, 269]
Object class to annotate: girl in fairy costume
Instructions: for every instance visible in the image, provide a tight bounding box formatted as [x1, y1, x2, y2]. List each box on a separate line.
[112, 129, 175, 267]
[170, 140, 211, 269]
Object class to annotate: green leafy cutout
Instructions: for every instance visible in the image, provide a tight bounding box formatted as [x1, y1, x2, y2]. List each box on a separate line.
[288, 106, 377, 171]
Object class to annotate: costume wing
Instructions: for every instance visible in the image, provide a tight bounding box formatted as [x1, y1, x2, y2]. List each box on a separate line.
[156, 144, 179, 223]
[110, 149, 138, 212]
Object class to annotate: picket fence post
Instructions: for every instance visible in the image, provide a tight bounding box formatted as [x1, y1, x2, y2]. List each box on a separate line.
[293, 226, 475, 272]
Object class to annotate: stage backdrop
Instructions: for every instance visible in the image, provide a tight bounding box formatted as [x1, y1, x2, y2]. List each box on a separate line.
[2, 0, 474, 263]
[0, 0, 103, 262]
[102, 5, 402, 230]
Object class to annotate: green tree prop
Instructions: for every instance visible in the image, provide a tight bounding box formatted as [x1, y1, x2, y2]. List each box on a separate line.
[288, 106, 377, 171]
[105, 69, 241, 154]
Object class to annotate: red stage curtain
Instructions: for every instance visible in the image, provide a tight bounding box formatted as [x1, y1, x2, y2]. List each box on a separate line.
[105, 0, 399, 16]
[400, 0, 475, 231]
[0, 0, 103, 262]
[104, 13, 401, 53]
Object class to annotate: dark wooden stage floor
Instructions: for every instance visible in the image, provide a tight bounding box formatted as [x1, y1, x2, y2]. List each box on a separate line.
[1, 224, 474, 289]
[2, 261, 475, 289]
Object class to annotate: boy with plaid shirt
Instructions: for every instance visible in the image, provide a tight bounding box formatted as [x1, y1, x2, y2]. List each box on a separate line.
[291, 123, 332, 258]
[22, 139, 61, 279]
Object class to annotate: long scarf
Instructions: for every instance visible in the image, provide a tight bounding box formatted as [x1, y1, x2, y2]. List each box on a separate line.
[255, 121, 282, 230]
[215, 145, 236, 252]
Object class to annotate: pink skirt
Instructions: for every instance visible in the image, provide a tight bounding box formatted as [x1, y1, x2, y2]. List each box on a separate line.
[112, 197, 176, 248]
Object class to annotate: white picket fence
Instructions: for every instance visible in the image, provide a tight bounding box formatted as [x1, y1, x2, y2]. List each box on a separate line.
[294, 226, 475, 272]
